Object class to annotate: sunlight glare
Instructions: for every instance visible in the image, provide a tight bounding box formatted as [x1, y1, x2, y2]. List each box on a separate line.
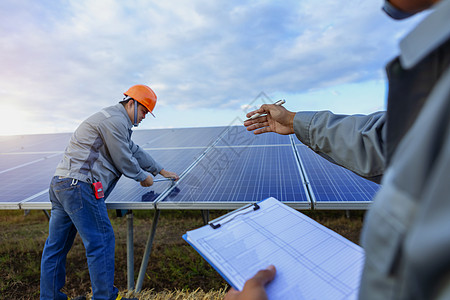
[0, 103, 34, 136]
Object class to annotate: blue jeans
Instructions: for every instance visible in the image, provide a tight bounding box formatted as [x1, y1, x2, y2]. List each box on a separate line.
[40, 177, 119, 300]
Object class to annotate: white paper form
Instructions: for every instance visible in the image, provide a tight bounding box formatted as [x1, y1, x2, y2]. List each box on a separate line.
[184, 197, 365, 300]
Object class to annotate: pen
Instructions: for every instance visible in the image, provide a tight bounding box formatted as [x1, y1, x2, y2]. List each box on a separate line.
[247, 99, 286, 120]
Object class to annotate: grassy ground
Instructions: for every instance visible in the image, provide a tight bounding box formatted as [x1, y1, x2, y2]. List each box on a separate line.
[0, 208, 365, 299]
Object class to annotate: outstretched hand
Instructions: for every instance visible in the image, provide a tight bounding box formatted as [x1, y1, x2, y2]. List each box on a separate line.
[244, 104, 295, 135]
[224, 265, 276, 300]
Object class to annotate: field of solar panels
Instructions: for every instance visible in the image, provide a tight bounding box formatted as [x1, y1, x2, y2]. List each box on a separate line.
[0, 126, 375, 298]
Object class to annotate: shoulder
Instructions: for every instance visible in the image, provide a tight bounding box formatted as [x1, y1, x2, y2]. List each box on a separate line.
[79, 106, 128, 140]
[100, 105, 129, 126]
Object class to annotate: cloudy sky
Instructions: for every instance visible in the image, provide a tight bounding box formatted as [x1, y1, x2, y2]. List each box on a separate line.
[0, 0, 426, 136]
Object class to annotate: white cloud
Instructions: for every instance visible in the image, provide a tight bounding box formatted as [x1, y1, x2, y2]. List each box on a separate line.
[0, 0, 425, 135]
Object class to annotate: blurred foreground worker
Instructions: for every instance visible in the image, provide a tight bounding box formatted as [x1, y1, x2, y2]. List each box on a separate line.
[40, 84, 179, 300]
[236, 0, 450, 299]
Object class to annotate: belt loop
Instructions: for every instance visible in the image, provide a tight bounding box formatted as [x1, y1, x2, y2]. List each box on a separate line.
[71, 178, 78, 186]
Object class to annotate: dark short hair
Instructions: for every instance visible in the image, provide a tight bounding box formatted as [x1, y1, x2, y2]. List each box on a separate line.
[120, 96, 144, 108]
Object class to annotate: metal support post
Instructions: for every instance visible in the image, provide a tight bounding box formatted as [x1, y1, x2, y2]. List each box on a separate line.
[42, 210, 50, 220]
[127, 211, 134, 291]
[135, 209, 161, 292]
[201, 209, 210, 225]
[346, 210, 351, 219]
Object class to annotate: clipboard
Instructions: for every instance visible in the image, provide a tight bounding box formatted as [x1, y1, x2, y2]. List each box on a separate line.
[183, 197, 365, 300]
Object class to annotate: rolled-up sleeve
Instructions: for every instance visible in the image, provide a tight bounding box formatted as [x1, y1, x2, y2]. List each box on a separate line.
[129, 140, 163, 176]
[294, 110, 386, 181]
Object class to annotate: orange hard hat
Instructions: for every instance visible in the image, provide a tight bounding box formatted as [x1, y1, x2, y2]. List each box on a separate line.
[124, 84, 157, 116]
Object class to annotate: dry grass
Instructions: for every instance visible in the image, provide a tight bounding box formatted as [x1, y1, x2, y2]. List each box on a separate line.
[0, 208, 365, 299]
[135, 288, 227, 300]
[91, 288, 228, 300]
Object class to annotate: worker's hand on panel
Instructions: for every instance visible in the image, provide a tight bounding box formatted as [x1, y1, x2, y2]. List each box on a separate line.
[244, 104, 296, 135]
[160, 169, 180, 181]
[140, 175, 154, 187]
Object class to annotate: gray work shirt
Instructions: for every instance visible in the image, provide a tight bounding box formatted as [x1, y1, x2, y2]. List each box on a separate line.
[293, 0, 450, 298]
[54, 103, 163, 193]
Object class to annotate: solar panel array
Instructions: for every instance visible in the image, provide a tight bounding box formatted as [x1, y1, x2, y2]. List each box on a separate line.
[0, 126, 379, 210]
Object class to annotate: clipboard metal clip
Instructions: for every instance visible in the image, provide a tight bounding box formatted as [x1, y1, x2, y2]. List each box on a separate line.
[209, 203, 260, 229]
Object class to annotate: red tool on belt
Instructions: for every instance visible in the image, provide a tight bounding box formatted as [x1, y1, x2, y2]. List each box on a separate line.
[92, 181, 104, 199]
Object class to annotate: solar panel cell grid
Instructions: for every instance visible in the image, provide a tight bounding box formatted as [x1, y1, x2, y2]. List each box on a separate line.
[158, 144, 309, 209]
[295, 145, 379, 209]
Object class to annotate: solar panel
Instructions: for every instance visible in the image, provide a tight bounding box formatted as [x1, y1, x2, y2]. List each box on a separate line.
[15, 189, 50, 210]
[19, 146, 211, 210]
[156, 144, 310, 210]
[0, 132, 71, 208]
[6, 127, 226, 210]
[295, 145, 379, 209]
[133, 126, 227, 149]
[2, 126, 377, 211]
[0, 153, 62, 209]
[0, 153, 56, 171]
[216, 126, 291, 147]
[0, 133, 71, 153]
[105, 148, 208, 209]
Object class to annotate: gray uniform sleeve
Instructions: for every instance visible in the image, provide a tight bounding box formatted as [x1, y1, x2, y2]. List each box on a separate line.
[293, 110, 386, 181]
[129, 139, 163, 176]
[98, 117, 148, 182]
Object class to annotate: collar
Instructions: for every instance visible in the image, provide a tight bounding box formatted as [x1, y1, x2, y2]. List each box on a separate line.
[399, 0, 450, 69]
[115, 103, 133, 129]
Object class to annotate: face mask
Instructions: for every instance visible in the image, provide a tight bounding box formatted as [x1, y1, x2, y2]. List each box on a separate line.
[382, 1, 416, 20]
